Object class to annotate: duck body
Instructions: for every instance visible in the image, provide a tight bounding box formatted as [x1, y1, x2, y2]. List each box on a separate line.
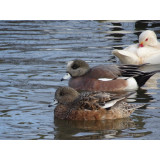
[113, 43, 160, 65]
[54, 102, 140, 120]
[63, 59, 160, 92]
[68, 67, 129, 92]
[53, 87, 143, 120]
[112, 30, 160, 65]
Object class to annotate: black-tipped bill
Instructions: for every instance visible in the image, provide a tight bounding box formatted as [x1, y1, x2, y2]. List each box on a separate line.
[61, 73, 71, 81]
[48, 99, 58, 107]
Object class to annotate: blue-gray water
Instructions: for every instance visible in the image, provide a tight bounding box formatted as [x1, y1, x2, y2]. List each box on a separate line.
[0, 20, 160, 140]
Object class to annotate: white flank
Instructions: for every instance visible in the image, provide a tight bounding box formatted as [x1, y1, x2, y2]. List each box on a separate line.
[125, 77, 138, 90]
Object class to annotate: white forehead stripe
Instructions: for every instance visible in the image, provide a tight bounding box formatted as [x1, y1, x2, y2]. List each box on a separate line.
[67, 61, 74, 67]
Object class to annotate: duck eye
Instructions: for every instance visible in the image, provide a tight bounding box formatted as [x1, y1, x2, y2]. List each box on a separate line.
[72, 64, 79, 69]
[60, 92, 64, 96]
[145, 38, 148, 41]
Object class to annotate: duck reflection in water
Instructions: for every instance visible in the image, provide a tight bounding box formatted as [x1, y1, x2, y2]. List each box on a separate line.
[53, 118, 136, 140]
[138, 64, 160, 89]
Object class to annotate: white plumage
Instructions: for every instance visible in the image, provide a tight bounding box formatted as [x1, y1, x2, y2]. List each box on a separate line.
[112, 30, 160, 65]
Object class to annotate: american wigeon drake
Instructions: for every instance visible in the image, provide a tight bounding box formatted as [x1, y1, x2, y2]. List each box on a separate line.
[50, 86, 143, 120]
[61, 59, 160, 92]
[112, 30, 160, 65]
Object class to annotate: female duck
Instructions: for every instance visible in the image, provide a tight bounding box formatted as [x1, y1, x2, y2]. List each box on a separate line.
[50, 87, 143, 120]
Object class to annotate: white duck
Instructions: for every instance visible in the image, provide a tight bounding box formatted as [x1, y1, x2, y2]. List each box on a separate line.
[112, 30, 160, 65]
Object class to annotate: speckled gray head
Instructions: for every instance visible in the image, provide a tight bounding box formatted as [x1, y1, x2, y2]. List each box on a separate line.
[54, 86, 80, 104]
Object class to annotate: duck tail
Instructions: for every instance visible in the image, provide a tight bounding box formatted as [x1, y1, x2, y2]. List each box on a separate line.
[119, 63, 148, 77]
[128, 103, 145, 110]
[134, 70, 160, 87]
[119, 63, 147, 70]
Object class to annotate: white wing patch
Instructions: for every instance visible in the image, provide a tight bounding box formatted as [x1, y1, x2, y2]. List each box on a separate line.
[101, 97, 124, 109]
[98, 76, 138, 91]
[98, 77, 128, 81]
[98, 78, 113, 81]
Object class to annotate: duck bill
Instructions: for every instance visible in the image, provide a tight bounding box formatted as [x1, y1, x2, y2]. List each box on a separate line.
[139, 42, 144, 47]
[48, 99, 58, 107]
[61, 73, 71, 81]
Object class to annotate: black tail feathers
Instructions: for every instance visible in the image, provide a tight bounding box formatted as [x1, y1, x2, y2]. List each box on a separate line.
[119, 63, 149, 77]
[134, 70, 160, 87]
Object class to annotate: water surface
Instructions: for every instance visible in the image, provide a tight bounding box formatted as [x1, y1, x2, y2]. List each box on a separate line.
[0, 20, 160, 140]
